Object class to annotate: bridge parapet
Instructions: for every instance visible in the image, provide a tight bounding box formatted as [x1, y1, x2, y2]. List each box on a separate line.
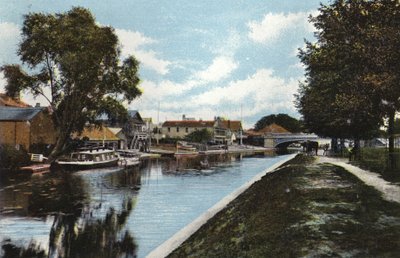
[264, 133, 318, 148]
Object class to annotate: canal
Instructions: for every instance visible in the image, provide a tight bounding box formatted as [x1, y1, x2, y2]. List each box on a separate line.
[0, 153, 291, 257]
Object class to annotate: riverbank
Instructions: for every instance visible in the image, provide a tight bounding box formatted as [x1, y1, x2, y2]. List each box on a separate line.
[168, 155, 400, 257]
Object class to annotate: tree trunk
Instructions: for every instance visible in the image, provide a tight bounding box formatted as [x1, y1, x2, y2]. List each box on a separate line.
[47, 130, 70, 162]
[331, 138, 338, 153]
[354, 138, 360, 161]
[388, 110, 396, 170]
[340, 138, 345, 156]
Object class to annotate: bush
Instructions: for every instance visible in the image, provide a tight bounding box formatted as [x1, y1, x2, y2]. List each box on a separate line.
[185, 129, 212, 143]
[0, 144, 30, 170]
[30, 143, 54, 157]
[159, 136, 182, 144]
[354, 148, 400, 175]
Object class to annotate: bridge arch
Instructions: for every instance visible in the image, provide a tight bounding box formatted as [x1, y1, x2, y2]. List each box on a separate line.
[275, 140, 305, 149]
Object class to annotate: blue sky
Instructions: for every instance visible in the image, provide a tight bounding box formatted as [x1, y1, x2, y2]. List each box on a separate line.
[0, 0, 328, 128]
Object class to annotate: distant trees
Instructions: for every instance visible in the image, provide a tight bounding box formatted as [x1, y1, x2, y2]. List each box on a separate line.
[254, 114, 302, 133]
[1, 8, 141, 160]
[296, 0, 400, 157]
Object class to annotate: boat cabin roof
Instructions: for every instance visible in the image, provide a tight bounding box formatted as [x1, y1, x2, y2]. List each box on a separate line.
[72, 148, 116, 155]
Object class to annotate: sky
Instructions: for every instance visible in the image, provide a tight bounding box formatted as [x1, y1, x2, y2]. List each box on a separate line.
[0, 0, 329, 129]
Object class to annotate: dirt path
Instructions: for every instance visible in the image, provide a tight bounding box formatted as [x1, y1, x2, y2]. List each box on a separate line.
[168, 156, 400, 257]
[317, 156, 400, 203]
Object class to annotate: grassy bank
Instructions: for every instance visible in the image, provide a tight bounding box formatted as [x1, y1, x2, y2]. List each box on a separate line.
[168, 155, 400, 257]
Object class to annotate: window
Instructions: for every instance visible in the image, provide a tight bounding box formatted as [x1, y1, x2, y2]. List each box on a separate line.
[168, 127, 171, 132]
[177, 127, 180, 132]
[185, 127, 188, 133]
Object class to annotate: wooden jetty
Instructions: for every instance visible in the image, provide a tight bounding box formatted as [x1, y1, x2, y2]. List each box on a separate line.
[19, 164, 51, 174]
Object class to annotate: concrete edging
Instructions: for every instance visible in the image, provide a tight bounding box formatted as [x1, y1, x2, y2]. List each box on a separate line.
[146, 153, 297, 258]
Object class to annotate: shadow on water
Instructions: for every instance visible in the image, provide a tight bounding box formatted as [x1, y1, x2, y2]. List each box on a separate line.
[2, 199, 137, 258]
[1, 167, 141, 257]
[0, 171, 88, 217]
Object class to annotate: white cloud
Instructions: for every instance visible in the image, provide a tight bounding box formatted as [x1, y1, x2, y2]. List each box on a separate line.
[115, 29, 156, 50]
[194, 56, 238, 83]
[132, 68, 300, 128]
[115, 28, 171, 75]
[191, 69, 297, 111]
[247, 12, 311, 44]
[134, 53, 239, 104]
[289, 61, 306, 71]
[134, 50, 172, 76]
[139, 79, 199, 100]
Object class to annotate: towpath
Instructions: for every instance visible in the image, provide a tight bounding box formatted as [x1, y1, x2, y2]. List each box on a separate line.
[317, 156, 400, 203]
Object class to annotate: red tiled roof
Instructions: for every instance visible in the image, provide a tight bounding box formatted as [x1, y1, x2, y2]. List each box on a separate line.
[74, 126, 119, 141]
[0, 93, 30, 107]
[220, 120, 242, 131]
[245, 123, 290, 136]
[259, 123, 290, 134]
[162, 120, 215, 127]
[244, 129, 263, 136]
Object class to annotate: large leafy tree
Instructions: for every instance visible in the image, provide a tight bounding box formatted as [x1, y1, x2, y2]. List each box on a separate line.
[1, 7, 141, 160]
[185, 129, 213, 143]
[254, 114, 302, 133]
[296, 0, 400, 148]
[363, 0, 400, 154]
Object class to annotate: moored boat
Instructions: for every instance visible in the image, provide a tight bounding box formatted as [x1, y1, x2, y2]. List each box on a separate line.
[55, 148, 119, 170]
[117, 150, 140, 167]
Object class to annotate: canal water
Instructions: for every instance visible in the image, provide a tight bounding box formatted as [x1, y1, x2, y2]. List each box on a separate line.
[0, 153, 290, 257]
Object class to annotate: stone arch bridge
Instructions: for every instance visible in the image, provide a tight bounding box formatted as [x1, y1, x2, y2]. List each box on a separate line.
[264, 133, 319, 148]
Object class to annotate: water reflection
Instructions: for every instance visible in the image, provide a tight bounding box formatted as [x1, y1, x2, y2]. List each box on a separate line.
[1, 167, 141, 257]
[164, 153, 245, 173]
[0, 172, 87, 217]
[48, 198, 137, 258]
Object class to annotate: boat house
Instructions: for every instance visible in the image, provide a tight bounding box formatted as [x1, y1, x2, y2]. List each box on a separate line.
[0, 106, 56, 151]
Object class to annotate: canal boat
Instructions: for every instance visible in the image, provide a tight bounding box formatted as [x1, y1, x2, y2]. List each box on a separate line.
[177, 141, 197, 152]
[117, 150, 140, 167]
[55, 148, 119, 170]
